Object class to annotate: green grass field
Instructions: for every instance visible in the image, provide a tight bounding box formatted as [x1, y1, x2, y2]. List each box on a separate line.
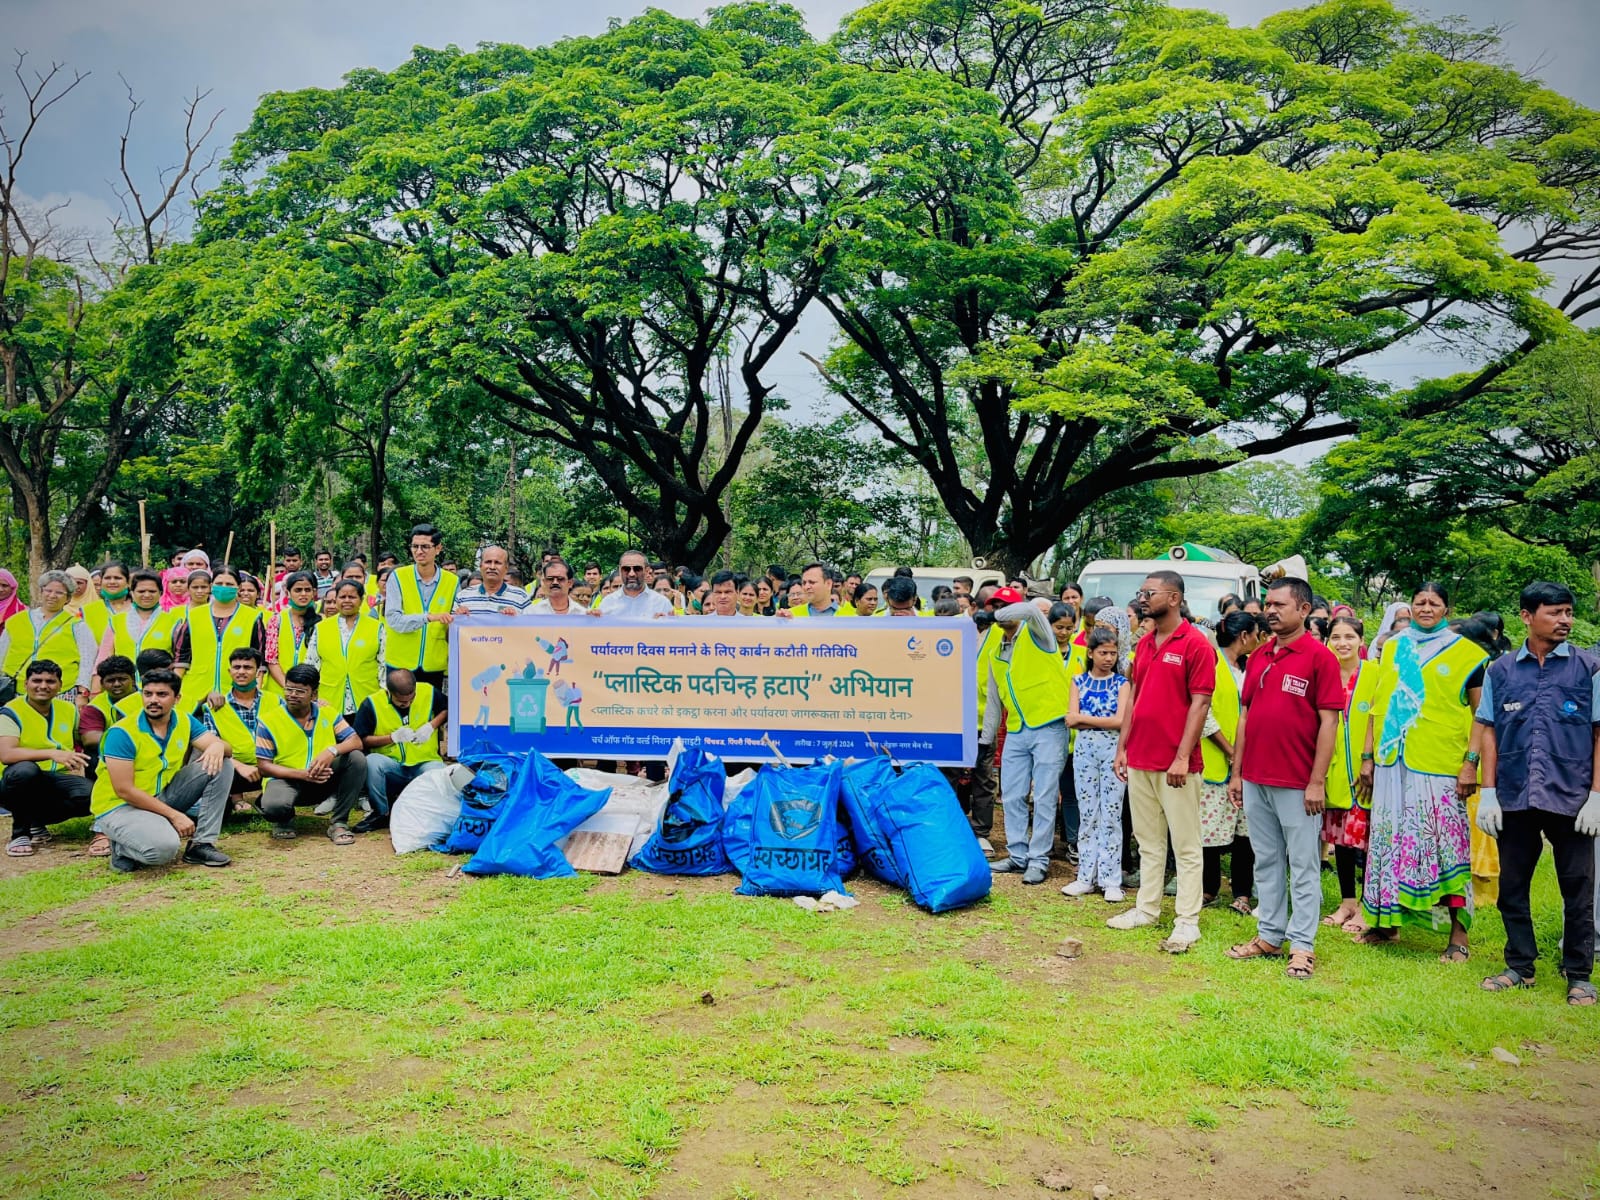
[2, 816, 1596, 1199]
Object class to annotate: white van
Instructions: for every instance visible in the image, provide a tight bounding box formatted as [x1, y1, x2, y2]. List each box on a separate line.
[1076, 552, 1262, 620]
[861, 565, 1007, 605]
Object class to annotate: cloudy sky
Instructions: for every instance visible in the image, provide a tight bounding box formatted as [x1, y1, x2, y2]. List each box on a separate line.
[8, 0, 1598, 429]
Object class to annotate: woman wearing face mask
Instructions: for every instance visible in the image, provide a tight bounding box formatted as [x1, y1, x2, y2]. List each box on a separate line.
[173, 564, 266, 711]
[80, 562, 135, 649]
[1358, 582, 1487, 962]
[308, 579, 385, 721]
[0, 570, 99, 698]
[266, 571, 324, 694]
[94, 569, 179, 683]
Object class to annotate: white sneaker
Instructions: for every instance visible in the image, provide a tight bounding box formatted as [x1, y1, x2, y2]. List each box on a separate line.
[1062, 879, 1095, 897]
[1106, 908, 1158, 930]
[1162, 920, 1202, 953]
[1103, 886, 1126, 903]
[313, 799, 336, 816]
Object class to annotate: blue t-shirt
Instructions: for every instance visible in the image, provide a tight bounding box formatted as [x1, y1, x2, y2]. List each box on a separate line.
[100, 714, 207, 762]
[1073, 672, 1127, 719]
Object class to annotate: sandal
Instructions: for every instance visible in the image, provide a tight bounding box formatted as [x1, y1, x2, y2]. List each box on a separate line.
[1322, 904, 1359, 927]
[5, 836, 35, 858]
[86, 833, 112, 858]
[28, 828, 53, 846]
[1440, 943, 1471, 964]
[1229, 896, 1253, 916]
[327, 824, 355, 846]
[1286, 950, 1315, 980]
[1567, 981, 1596, 1006]
[1481, 968, 1534, 992]
[230, 800, 255, 815]
[1226, 936, 1283, 960]
[1354, 928, 1398, 945]
[270, 826, 297, 840]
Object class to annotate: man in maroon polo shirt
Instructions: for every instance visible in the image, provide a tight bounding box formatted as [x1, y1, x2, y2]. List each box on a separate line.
[1225, 577, 1343, 980]
[1111, 570, 1215, 952]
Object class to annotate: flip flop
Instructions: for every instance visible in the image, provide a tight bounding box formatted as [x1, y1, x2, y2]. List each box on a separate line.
[5, 836, 35, 858]
[327, 825, 355, 846]
[1567, 981, 1596, 1007]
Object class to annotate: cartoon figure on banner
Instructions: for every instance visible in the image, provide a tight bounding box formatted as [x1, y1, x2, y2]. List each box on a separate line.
[552, 678, 584, 730]
[469, 662, 509, 729]
[534, 635, 572, 676]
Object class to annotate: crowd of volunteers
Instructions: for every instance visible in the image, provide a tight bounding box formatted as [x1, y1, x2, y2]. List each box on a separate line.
[0, 526, 1595, 1003]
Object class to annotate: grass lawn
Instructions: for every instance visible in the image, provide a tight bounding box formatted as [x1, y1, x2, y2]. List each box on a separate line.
[1, 814, 1597, 1199]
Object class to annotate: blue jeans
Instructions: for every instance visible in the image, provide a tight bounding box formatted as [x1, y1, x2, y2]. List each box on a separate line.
[1000, 721, 1067, 869]
[367, 757, 445, 815]
[1243, 781, 1322, 953]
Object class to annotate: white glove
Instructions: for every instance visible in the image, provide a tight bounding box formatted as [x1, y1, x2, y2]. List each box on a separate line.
[390, 726, 414, 745]
[1576, 791, 1600, 838]
[1475, 786, 1501, 838]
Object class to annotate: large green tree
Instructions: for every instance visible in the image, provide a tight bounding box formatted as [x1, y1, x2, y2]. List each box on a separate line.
[818, 0, 1599, 575]
[201, 3, 1012, 570]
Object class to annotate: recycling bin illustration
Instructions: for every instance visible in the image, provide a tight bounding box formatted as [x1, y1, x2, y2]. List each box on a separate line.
[506, 668, 549, 734]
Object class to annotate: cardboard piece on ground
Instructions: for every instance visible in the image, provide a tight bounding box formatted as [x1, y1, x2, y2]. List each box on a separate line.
[560, 812, 637, 875]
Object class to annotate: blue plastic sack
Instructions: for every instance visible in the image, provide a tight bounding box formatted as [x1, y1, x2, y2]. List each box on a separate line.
[438, 792, 508, 854]
[464, 751, 611, 878]
[720, 777, 758, 875]
[735, 762, 845, 897]
[871, 763, 991, 913]
[832, 811, 858, 881]
[630, 749, 732, 875]
[839, 756, 904, 887]
[433, 745, 523, 853]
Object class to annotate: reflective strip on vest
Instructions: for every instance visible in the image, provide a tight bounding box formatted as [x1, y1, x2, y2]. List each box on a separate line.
[1, 698, 77, 772]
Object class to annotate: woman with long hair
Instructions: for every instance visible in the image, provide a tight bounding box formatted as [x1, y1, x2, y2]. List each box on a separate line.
[173, 564, 266, 711]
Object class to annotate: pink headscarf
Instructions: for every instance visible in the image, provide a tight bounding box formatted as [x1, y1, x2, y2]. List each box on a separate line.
[161, 567, 192, 610]
[0, 568, 23, 623]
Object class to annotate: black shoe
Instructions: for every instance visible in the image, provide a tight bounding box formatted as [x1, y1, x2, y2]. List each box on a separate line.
[182, 842, 232, 868]
[988, 857, 1025, 873]
[1022, 863, 1049, 885]
[352, 814, 389, 834]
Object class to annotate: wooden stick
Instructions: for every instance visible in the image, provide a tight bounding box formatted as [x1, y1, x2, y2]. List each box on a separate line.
[268, 521, 277, 598]
[138, 500, 150, 568]
[223, 531, 234, 567]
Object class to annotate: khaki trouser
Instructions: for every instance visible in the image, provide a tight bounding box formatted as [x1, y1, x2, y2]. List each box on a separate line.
[1127, 768, 1203, 923]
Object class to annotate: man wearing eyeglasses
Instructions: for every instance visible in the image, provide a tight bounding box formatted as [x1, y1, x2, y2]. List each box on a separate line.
[384, 523, 460, 690]
[598, 550, 675, 619]
[530, 558, 582, 615]
[455, 546, 531, 617]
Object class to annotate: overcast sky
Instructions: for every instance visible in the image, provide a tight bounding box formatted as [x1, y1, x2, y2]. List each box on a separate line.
[8, 0, 1598, 434]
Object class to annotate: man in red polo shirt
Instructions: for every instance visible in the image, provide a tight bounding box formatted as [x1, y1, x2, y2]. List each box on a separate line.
[1111, 570, 1214, 952]
[1225, 577, 1343, 980]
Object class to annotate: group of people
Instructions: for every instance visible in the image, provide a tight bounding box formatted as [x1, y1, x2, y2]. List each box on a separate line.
[1, 532, 1595, 1004]
[975, 571, 1597, 1005]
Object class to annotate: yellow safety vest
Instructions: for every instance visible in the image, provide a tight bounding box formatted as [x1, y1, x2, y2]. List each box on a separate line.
[1201, 650, 1240, 785]
[178, 604, 261, 707]
[976, 623, 1004, 730]
[1326, 661, 1380, 810]
[267, 610, 320, 695]
[368, 683, 442, 765]
[109, 606, 178, 662]
[315, 614, 382, 710]
[1, 697, 77, 771]
[835, 603, 857, 617]
[385, 567, 458, 672]
[1372, 634, 1488, 776]
[999, 627, 1069, 732]
[257, 697, 341, 768]
[80, 599, 129, 646]
[87, 690, 141, 729]
[90, 710, 195, 816]
[208, 695, 262, 765]
[2, 609, 80, 683]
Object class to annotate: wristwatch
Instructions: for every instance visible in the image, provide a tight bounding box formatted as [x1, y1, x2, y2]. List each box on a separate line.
[1463, 751, 1481, 766]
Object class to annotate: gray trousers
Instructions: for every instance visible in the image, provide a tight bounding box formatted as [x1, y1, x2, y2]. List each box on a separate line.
[1000, 721, 1067, 869]
[93, 761, 233, 868]
[261, 751, 366, 828]
[1243, 781, 1323, 953]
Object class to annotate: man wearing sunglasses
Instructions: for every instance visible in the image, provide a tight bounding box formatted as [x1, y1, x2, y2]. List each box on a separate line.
[598, 550, 675, 620]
